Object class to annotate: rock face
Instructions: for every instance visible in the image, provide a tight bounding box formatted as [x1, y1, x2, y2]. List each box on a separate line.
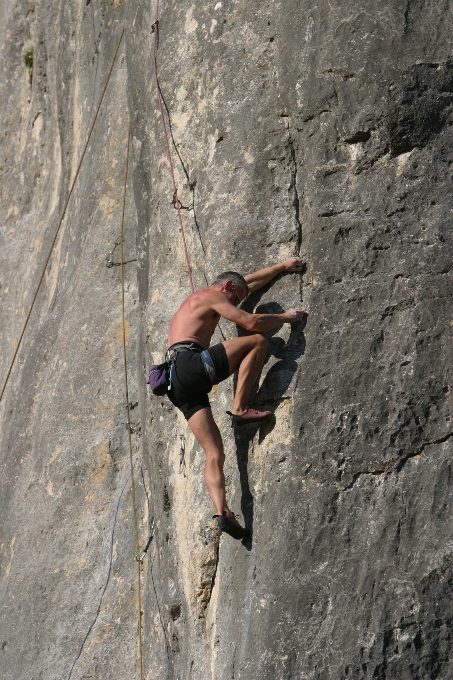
[1, 1, 452, 679]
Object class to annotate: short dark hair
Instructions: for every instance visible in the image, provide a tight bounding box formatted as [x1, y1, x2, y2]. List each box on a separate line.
[211, 271, 249, 296]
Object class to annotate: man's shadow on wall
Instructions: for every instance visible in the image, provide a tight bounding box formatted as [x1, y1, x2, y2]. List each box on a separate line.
[231, 281, 307, 549]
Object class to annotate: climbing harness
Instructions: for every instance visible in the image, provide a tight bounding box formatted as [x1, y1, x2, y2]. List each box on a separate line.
[147, 342, 194, 397]
[179, 435, 186, 475]
[152, 0, 195, 293]
[0, 29, 125, 403]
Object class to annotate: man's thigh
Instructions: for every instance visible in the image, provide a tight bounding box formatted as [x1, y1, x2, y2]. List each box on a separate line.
[167, 388, 210, 421]
[221, 335, 264, 375]
[188, 407, 223, 452]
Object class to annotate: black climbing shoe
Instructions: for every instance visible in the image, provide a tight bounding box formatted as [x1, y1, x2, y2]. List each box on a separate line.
[226, 407, 272, 427]
[214, 512, 250, 541]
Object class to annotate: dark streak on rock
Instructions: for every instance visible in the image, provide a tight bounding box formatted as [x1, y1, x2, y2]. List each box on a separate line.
[66, 476, 130, 680]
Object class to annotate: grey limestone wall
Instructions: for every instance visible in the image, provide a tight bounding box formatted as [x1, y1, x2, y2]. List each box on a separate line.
[1, 1, 453, 679]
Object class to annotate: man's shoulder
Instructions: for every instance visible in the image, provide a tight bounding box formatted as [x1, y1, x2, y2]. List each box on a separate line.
[191, 286, 223, 304]
[182, 287, 222, 315]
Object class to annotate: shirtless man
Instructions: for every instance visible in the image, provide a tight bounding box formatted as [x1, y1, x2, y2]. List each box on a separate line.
[166, 257, 305, 540]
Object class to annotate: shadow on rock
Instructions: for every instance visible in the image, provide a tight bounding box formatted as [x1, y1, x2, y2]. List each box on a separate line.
[232, 417, 280, 551]
[253, 301, 307, 405]
[232, 294, 307, 549]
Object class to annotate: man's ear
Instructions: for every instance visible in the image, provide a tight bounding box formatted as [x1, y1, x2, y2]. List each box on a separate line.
[223, 279, 234, 291]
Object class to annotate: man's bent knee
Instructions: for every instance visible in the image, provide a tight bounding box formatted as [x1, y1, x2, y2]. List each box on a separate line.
[255, 334, 269, 351]
[205, 449, 225, 466]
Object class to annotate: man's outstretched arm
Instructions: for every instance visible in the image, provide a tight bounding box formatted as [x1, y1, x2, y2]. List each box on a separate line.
[244, 257, 304, 293]
[211, 294, 305, 332]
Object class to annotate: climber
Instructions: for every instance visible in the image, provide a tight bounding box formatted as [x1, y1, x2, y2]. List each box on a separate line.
[165, 257, 306, 540]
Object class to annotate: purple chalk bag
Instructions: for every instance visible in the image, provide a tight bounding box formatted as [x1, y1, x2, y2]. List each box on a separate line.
[148, 362, 169, 396]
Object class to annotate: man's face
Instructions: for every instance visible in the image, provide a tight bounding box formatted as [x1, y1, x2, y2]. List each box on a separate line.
[226, 282, 247, 306]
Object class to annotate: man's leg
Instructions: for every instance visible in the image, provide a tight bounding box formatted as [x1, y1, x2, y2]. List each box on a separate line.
[221, 334, 269, 414]
[187, 406, 242, 520]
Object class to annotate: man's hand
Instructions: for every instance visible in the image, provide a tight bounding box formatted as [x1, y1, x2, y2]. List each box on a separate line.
[244, 258, 305, 293]
[281, 257, 304, 272]
[284, 308, 306, 323]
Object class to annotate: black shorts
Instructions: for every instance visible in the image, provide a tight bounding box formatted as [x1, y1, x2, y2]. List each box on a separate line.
[166, 342, 230, 421]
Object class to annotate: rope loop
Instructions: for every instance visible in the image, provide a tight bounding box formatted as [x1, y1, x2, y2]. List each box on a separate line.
[171, 190, 181, 209]
[106, 235, 123, 268]
[152, 1, 195, 293]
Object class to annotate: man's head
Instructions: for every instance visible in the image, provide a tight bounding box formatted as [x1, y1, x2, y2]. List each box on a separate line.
[211, 271, 249, 305]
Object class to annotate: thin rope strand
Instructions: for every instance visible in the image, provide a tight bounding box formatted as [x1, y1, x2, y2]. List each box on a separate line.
[0, 28, 125, 402]
[152, 1, 195, 293]
[119, 123, 144, 680]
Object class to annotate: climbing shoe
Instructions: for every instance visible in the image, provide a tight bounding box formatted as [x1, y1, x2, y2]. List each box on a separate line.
[214, 512, 250, 541]
[226, 407, 272, 427]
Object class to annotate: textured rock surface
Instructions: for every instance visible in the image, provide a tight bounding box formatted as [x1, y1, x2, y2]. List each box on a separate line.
[0, 3, 146, 679]
[1, 1, 453, 679]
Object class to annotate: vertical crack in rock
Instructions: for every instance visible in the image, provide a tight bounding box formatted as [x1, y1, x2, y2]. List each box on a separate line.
[140, 464, 151, 516]
[286, 132, 305, 302]
[287, 133, 302, 256]
[403, 0, 411, 33]
[66, 475, 130, 680]
[3, 1, 453, 677]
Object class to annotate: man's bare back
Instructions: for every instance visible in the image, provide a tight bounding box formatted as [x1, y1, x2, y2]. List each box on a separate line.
[167, 288, 225, 349]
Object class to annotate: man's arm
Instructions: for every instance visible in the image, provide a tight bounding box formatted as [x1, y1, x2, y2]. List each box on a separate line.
[244, 257, 304, 293]
[211, 293, 305, 332]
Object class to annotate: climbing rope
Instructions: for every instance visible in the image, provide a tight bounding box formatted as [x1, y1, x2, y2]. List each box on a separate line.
[0, 28, 125, 403]
[119, 122, 144, 680]
[152, 0, 195, 293]
[2, 14, 194, 674]
[2, 24, 145, 677]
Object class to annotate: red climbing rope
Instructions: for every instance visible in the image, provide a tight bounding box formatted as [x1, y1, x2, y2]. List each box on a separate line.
[152, 1, 195, 294]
